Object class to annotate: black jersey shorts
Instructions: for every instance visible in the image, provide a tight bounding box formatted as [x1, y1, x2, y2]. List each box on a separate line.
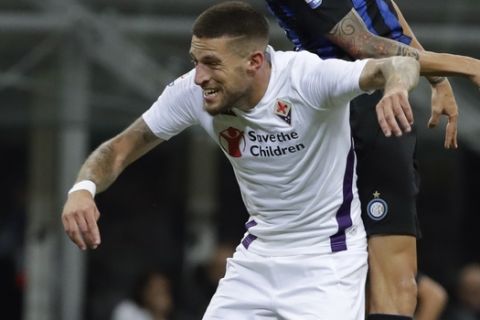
[350, 91, 421, 237]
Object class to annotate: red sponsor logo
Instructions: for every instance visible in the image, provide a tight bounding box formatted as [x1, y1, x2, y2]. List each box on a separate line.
[219, 127, 245, 157]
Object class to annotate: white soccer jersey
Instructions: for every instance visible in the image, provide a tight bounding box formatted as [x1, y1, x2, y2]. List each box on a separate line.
[143, 47, 368, 256]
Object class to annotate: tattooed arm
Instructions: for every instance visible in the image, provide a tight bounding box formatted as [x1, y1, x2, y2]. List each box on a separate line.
[325, 8, 480, 148]
[326, 9, 420, 60]
[326, 8, 480, 82]
[76, 117, 163, 192]
[62, 117, 163, 250]
[395, 4, 480, 84]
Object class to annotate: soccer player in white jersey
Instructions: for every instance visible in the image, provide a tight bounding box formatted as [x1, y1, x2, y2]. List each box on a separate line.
[62, 1, 423, 318]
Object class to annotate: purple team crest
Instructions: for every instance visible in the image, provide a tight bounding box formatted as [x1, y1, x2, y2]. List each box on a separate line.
[274, 99, 292, 125]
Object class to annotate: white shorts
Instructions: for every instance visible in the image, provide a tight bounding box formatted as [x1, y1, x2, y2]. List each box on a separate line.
[203, 244, 368, 320]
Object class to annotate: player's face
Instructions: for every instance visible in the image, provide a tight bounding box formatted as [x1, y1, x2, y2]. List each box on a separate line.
[190, 36, 254, 115]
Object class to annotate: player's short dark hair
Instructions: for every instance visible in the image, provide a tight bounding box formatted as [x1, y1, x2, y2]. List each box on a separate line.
[193, 1, 269, 42]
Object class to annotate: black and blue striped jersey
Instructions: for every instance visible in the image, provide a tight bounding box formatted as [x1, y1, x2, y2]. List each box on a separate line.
[266, 0, 412, 59]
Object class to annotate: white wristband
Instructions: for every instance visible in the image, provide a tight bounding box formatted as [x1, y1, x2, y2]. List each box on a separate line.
[68, 180, 96, 198]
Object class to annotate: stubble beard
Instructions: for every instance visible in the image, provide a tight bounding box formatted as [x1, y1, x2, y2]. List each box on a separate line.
[204, 90, 240, 116]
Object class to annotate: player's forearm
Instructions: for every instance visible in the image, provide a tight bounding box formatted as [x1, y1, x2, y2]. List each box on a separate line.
[75, 117, 162, 193]
[327, 8, 453, 86]
[346, 33, 477, 84]
[418, 51, 480, 79]
[356, 36, 453, 84]
[76, 139, 128, 193]
[327, 9, 420, 60]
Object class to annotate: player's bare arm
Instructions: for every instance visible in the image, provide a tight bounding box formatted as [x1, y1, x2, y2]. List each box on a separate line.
[327, 7, 480, 149]
[62, 117, 163, 250]
[327, 8, 480, 85]
[360, 57, 420, 137]
[76, 117, 162, 192]
[327, 9, 420, 60]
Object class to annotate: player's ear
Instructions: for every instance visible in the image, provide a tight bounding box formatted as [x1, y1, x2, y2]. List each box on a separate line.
[248, 51, 265, 71]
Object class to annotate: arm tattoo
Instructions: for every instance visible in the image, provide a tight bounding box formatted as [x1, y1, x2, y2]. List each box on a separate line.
[396, 46, 420, 60]
[327, 10, 420, 61]
[329, 9, 445, 86]
[77, 118, 159, 191]
[328, 11, 365, 57]
[329, 16, 356, 37]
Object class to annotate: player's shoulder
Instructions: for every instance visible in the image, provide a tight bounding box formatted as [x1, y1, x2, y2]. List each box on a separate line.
[271, 48, 324, 74]
[269, 48, 328, 100]
[166, 69, 195, 89]
[163, 69, 203, 98]
[158, 69, 202, 108]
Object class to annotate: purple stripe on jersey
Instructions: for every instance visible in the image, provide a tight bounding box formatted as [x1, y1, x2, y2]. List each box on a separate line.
[245, 220, 257, 229]
[242, 220, 258, 249]
[330, 141, 355, 252]
[242, 233, 257, 249]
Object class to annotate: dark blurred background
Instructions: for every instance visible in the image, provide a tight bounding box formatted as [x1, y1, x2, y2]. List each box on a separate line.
[0, 0, 479, 319]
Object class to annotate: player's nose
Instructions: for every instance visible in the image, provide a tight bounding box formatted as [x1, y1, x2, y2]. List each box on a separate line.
[194, 64, 210, 87]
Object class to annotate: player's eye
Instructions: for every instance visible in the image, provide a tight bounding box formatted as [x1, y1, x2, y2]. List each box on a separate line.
[206, 61, 221, 69]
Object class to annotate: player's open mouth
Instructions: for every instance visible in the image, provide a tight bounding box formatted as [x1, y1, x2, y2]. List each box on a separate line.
[203, 88, 218, 98]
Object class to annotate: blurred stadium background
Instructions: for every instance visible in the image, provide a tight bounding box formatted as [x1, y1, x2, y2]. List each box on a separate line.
[0, 0, 479, 319]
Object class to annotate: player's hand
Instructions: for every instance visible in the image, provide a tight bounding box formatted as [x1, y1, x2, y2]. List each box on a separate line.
[376, 89, 413, 137]
[62, 191, 101, 250]
[428, 79, 458, 149]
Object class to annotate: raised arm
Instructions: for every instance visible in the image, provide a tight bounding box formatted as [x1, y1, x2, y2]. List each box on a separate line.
[62, 117, 163, 250]
[360, 56, 420, 137]
[326, 8, 480, 83]
[326, 9, 419, 60]
[327, 7, 480, 148]
[390, 0, 479, 83]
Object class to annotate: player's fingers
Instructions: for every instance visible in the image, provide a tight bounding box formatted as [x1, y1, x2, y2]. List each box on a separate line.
[445, 116, 458, 149]
[62, 213, 70, 234]
[376, 102, 391, 137]
[392, 106, 408, 132]
[85, 209, 101, 249]
[73, 211, 100, 250]
[64, 215, 87, 250]
[398, 92, 414, 126]
[382, 96, 402, 137]
[74, 211, 89, 233]
[392, 96, 411, 133]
